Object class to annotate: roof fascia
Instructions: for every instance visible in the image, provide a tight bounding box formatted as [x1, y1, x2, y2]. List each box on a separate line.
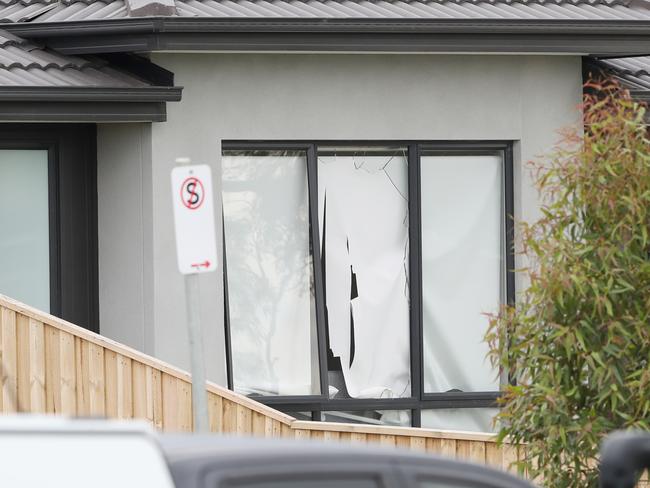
[4, 18, 650, 55]
[0, 100, 168, 122]
[0, 86, 183, 102]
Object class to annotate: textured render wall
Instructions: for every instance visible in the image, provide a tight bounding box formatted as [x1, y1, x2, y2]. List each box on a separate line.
[96, 123, 155, 356]
[133, 53, 583, 386]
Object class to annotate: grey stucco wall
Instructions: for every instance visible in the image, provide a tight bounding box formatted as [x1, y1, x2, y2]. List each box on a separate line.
[97, 123, 154, 355]
[97, 53, 582, 386]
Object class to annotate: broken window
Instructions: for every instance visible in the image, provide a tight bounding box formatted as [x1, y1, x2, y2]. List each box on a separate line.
[321, 409, 411, 427]
[318, 148, 411, 400]
[421, 408, 499, 433]
[420, 153, 503, 394]
[222, 150, 320, 396]
[221, 142, 512, 429]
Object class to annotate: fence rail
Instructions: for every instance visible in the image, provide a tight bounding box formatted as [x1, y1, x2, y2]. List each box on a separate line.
[0, 294, 521, 475]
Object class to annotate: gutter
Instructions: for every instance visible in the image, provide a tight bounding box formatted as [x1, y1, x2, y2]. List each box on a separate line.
[3, 17, 650, 55]
[4, 18, 650, 36]
[0, 86, 183, 122]
[0, 85, 183, 102]
[0, 101, 169, 122]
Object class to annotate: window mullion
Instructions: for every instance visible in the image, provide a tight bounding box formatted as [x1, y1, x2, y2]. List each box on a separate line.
[221, 210, 234, 390]
[307, 144, 329, 398]
[408, 143, 424, 404]
[504, 145, 516, 308]
[411, 408, 422, 428]
[504, 145, 516, 388]
[47, 145, 62, 317]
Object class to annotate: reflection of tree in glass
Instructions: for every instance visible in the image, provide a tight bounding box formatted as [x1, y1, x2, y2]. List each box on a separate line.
[223, 152, 313, 396]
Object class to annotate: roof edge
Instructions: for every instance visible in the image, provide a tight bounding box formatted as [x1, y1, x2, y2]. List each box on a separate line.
[0, 100, 168, 122]
[5, 18, 650, 56]
[0, 85, 183, 102]
[6, 17, 650, 37]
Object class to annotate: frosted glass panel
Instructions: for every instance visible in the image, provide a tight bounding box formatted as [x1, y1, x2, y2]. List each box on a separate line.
[421, 408, 499, 433]
[421, 154, 502, 393]
[222, 151, 320, 396]
[322, 409, 410, 427]
[0, 150, 50, 312]
[318, 149, 410, 399]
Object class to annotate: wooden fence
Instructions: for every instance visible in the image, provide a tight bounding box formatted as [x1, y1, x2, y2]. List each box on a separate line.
[0, 294, 521, 475]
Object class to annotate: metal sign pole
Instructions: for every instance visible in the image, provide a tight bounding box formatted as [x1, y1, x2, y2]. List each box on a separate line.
[172, 157, 217, 434]
[184, 272, 209, 433]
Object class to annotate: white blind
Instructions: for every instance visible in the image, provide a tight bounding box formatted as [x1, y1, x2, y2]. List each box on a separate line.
[421, 154, 503, 394]
[222, 153, 320, 396]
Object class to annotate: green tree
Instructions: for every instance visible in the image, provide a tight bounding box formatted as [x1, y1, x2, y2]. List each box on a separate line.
[486, 83, 650, 488]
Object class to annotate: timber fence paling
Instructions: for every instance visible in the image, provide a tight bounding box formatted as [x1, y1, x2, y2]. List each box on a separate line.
[0, 293, 522, 473]
[289, 420, 504, 466]
[0, 294, 292, 432]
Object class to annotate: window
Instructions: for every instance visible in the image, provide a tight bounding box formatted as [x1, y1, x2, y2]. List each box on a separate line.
[222, 150, 319, 396]
[420, 152, 504, 395]
[222, 142, 514, 428]
[0, 125, 98, 332]
[421, 408, 500, 433]
[321, 410, 411, 427]
[0, 149, 50, 312]
[318, 147, 410, 400]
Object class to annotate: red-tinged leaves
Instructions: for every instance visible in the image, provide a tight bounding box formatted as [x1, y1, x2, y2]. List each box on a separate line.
[485, 82, 650, 488]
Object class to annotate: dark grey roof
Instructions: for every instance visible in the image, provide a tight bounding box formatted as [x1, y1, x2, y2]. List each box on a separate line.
[0, 29, 149, 86]
[2, 0, 650, 23]
[0, 29, 182, 122]
[598, 56, 650, 90]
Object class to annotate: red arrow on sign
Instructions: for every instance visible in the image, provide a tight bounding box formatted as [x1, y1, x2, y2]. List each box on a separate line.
[191, 260, 211, 269]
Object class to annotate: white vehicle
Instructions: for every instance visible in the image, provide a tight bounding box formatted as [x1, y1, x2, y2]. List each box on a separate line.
[0, 416, 175, 488]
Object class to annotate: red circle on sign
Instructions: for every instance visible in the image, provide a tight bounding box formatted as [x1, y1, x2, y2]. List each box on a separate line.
[180, 176, 205, 210]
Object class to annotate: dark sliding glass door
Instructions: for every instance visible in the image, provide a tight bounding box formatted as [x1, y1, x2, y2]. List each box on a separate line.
[0, 125, 98, 332]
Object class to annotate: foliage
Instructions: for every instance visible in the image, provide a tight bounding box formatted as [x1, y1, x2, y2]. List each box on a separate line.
[486, 83, 650, 487]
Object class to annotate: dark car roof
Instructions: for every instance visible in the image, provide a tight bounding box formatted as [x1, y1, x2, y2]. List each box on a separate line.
[159, 435, 533, 488]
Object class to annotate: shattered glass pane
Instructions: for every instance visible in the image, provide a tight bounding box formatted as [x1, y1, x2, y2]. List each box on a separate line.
[421, 408, 499, 433]
[322, 409, 411, 427]
[420, 154, 503, 394]
[318, 147, 411, 400]
[222, 150, 320, 396]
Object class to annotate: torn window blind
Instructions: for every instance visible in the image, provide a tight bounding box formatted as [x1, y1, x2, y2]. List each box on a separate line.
[318, 148, 411, 400]
[222, 151, 320, 396]
[421, 154, 503, 394]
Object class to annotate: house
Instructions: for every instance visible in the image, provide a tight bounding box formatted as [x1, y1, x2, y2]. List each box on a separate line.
[0, 0, 648, 433]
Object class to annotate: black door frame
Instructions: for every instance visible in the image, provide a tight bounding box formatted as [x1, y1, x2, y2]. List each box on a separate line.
[0, 124, 99, 333]
[221, 140, 515, 427]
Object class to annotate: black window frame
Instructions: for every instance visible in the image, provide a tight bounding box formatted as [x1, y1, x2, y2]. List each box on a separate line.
[0, 124, 99, 332]
[221, 140, 514, 428]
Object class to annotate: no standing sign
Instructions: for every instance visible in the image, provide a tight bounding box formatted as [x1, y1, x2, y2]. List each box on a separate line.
[171, 164, 218, 275]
